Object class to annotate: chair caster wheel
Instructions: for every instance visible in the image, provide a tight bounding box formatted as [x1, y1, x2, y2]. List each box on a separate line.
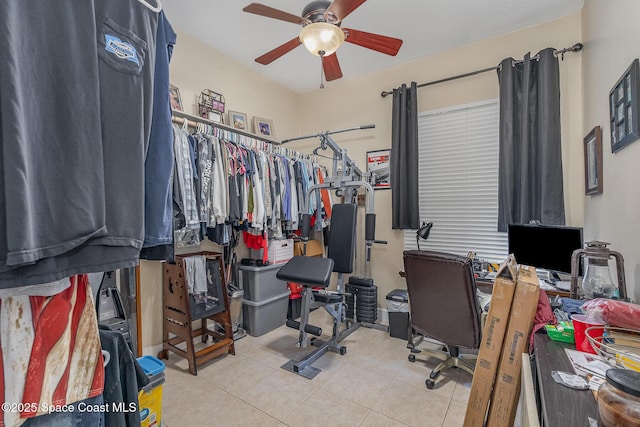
[411, 348, 422, 354]
[408, 354, 416, 362]
[339, 346, 347, 355]
[426, 379, 435, 389]
[430, 371, 439, 379]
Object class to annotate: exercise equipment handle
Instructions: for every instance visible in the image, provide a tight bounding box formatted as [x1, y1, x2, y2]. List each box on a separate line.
[300, 214, 311, 240]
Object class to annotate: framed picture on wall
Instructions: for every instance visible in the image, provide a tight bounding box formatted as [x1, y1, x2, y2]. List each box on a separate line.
[367, 149, 391, 190]
[609, 59, 640, 152]
[584, 125, 603, 195]
[169, 84, 183, 111]
[227, 110, 248, 130]
[253, 117, 275, 139]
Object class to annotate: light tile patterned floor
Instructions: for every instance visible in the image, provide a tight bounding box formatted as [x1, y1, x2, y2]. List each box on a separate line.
[160, 310, 471, 427]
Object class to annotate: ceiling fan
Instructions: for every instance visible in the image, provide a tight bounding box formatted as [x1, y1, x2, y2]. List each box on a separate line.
[243, 0, 403, 86]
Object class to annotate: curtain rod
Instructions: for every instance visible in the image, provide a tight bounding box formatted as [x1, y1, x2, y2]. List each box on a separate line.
[380, 42, 583, 98]
[171, 109, 281, 145]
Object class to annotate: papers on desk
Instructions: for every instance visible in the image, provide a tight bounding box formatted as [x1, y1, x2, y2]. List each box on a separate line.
[484, 271, 497, 280]
[564, 348, 613, 390]
[539, 279, 558, 291]
[538, 279, 571, 293]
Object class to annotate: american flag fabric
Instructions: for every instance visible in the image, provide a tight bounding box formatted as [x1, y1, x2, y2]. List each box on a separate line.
[0, 275, 104, 426]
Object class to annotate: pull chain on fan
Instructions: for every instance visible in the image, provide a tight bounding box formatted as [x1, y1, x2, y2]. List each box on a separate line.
[319, 55, 325, 89]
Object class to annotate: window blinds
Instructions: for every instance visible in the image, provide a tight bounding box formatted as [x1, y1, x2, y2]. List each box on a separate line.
[404, 100, 508, 263]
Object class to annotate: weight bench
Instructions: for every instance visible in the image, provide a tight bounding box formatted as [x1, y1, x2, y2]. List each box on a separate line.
[276, 203, 358, 379]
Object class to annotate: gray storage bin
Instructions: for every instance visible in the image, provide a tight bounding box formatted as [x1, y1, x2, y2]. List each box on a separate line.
[242, 290, 290, 337]
[238, 263, 287, 302]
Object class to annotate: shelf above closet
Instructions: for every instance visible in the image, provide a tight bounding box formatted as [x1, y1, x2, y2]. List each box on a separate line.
[171, 109, 281, 145]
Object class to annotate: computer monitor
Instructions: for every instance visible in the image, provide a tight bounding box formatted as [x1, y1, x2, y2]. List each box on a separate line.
[507, 224, 583, 275]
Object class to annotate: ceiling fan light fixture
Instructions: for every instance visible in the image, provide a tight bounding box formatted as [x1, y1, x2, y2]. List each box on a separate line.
[299, 22, 344, 57]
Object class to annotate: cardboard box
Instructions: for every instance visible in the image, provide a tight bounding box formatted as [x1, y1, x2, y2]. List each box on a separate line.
[464, 255, 518, 427]
[293, 240, 323, 257]
[486, 265, 540, 427]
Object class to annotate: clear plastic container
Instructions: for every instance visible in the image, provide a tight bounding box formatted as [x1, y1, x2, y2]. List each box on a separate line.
[597, 369, 640, 427]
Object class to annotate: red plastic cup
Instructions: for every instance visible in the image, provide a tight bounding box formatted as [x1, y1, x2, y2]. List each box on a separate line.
[571, 314, 606, 354]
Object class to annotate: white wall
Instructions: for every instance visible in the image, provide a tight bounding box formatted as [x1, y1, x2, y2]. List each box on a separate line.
[582, 0, 640, 303]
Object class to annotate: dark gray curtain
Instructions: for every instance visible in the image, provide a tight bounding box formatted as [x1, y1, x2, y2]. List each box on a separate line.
[497, 48, 565, 232]
[391, 82, 419, 229]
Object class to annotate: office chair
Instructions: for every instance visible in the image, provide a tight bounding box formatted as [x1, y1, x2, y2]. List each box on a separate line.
[403, 250, 482, 389]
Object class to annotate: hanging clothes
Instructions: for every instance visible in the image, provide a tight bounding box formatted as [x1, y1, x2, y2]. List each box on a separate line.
[209, 136, 228, 227]
[196, 134, 213, 227]
[173, 124, 200, 229]
[166, 121, 328, 248]
[0, 1, 160, 289]
[183, 255, 207, 295]
[99, 325, 149, 427]
[143, 10, 177, 249]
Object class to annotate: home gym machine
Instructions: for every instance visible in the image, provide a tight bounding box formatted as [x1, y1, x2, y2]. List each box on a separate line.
[276, 125, 386, 379]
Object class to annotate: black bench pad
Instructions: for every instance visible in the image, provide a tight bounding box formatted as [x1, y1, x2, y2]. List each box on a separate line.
[276, 256, 334, 288]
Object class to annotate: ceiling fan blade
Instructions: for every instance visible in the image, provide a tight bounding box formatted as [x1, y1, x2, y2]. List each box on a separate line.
[243, 3, 309, 25]
[255, 37, 302, 65]
[322, 53, 343, 81]
[325, 0, 367, 22]
[343, 28, 403, 56]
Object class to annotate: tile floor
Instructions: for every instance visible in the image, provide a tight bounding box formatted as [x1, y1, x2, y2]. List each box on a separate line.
[161, 310, 472, 427]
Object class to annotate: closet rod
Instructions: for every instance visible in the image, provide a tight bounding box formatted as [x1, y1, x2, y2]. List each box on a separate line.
[171, 109, 281, 145]
[379, 42, 583, 98]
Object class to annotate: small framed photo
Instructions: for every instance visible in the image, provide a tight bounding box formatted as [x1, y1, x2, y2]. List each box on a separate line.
[367, 149, 391, 190]
[227, 110, 248, 130]
[208, 111, 223, 123]
[253, 117, 275, 139]
[169, 84, 183, 111]
[584, 125, 603, 195]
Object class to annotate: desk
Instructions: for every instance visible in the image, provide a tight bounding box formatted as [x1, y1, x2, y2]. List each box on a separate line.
[533, 333, 598, 426]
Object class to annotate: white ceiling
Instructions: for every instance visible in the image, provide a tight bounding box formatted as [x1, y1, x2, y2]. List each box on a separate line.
[161, 0, 584, 94]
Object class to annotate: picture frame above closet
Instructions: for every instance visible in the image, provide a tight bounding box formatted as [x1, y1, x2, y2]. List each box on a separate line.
[169, 84, 183, 112]
[228, 110, 248, 131]
[609, 58, 640, 153]
[253, 116, 275, 139]
[197, 89, 225, 123]
[584, 125, 603, 195]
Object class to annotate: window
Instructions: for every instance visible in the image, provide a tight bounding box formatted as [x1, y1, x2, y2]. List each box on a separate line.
[404, 100, 508, 263]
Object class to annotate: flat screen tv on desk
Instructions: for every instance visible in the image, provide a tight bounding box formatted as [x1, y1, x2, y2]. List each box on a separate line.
[507, 224, 583, 275]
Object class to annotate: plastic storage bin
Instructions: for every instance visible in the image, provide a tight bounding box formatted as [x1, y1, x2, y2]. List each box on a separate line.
[237, 263, 287, 302]
[137, 356, 166, 427]
[386, 289, 410, 340]
[250, 238, 294, 264]
[242, 290, 290, 336]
